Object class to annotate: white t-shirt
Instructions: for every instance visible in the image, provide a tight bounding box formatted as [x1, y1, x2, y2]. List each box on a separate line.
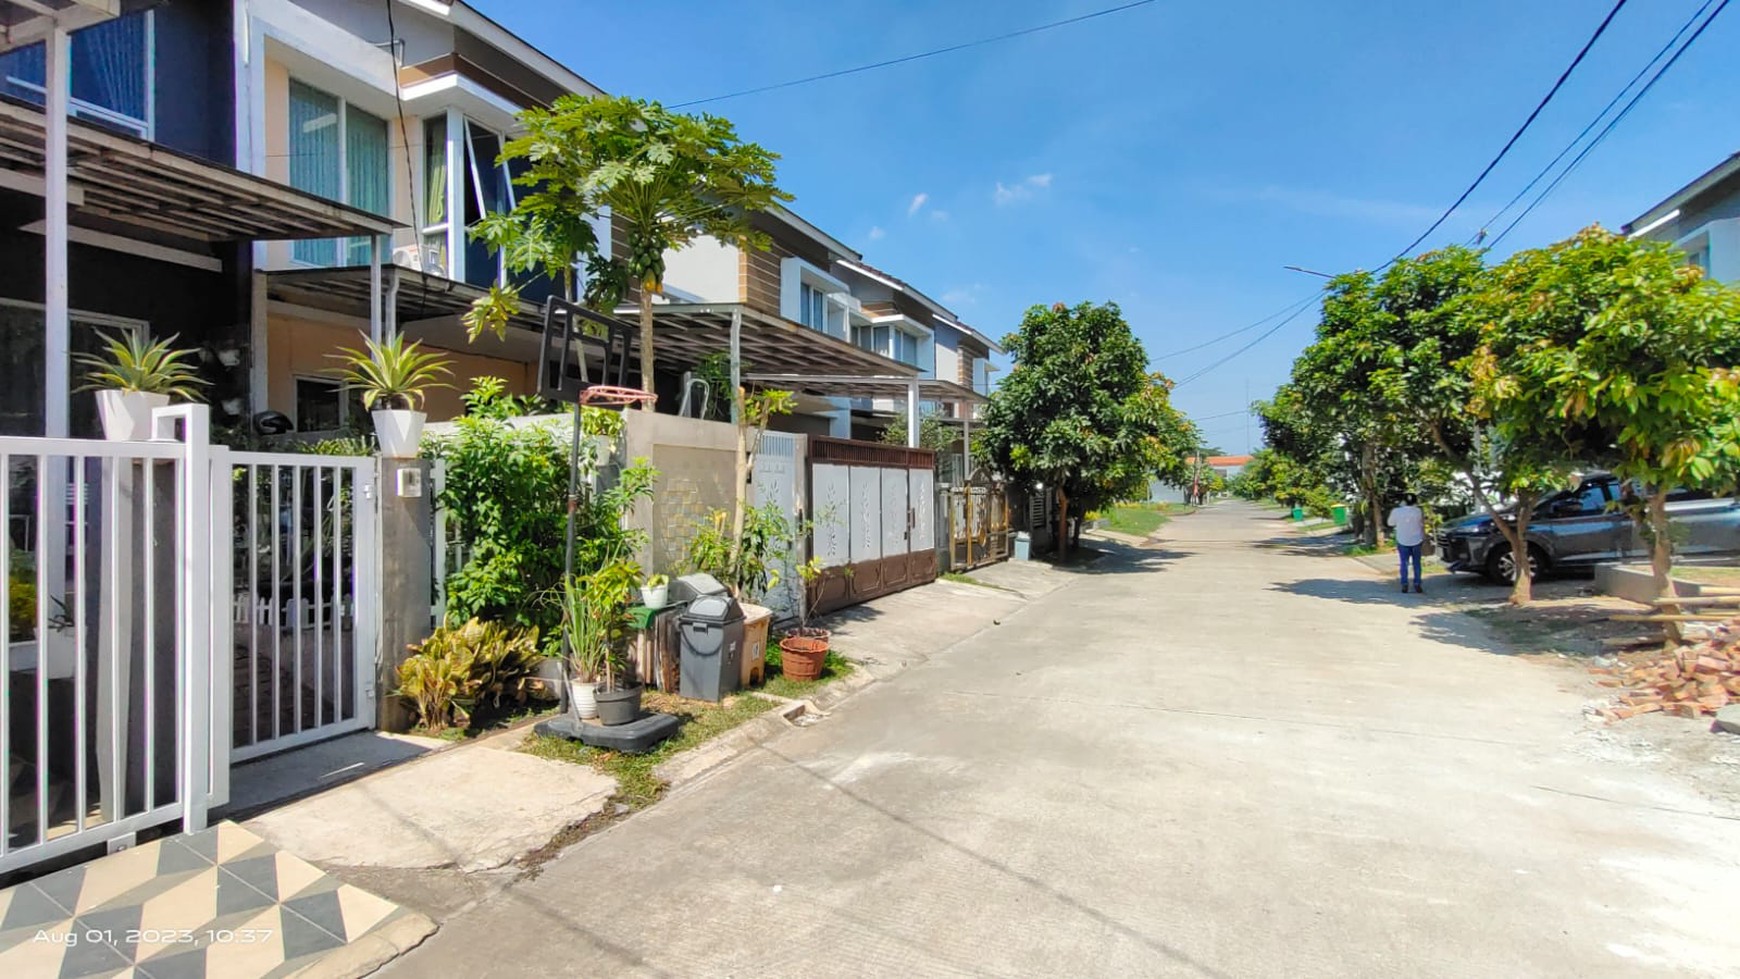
[1387, 505, 1426, 547]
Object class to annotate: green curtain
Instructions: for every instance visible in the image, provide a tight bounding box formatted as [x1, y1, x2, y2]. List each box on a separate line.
[288, 81, 340, 266]
[344, 104, 391, 265]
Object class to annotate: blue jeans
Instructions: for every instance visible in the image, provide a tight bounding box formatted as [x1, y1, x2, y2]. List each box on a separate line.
[1397, 543, 1423, 587]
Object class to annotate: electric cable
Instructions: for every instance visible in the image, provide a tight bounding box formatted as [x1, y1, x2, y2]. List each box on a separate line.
[669, 0, 1161, 108]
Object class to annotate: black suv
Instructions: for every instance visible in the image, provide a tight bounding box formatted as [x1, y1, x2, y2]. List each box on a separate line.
[1435, 474, 1740, 583]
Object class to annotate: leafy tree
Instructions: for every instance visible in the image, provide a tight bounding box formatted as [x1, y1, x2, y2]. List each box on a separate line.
[881, 411, 957, 453]
[1468, 226, 1740, 618]
[980, 302, 1188, 555]
[466, 95, 789, 402]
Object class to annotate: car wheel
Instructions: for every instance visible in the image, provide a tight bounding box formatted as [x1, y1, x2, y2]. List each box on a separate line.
[1487, 543, 1545, 584]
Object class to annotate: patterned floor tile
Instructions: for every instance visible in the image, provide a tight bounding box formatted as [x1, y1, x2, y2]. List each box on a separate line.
[1, 821, 427, 979]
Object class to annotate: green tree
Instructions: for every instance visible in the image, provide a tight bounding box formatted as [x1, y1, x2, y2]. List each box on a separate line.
[465, 95, 790, 403]
[979, 302, 1187, 555]
[1469, 226, 1740, 619]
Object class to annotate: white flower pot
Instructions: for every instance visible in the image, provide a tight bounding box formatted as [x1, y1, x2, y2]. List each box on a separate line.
[372, 409, 426, 458]
[96, 390, 170, 441]
[641, 584, 669, 609]
[569, 677, 599, 720]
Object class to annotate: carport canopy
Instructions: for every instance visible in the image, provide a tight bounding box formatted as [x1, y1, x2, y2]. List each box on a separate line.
[743, 373, 985, 450]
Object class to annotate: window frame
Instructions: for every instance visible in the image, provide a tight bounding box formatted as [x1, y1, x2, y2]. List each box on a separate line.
[292, 374, 363, 434]
[460, 115, 518, 288]
[0, 11, 155, 139]
[0, 297, 149, 438]
[288, 78, 391, 268]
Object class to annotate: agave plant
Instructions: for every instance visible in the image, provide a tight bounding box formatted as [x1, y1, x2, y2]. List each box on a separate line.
[73, 331, 206, 399]
[330, 334, 453, 411]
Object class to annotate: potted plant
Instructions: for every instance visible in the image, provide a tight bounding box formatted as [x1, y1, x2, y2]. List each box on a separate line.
[641, 573, 670, 610]
[563, 559, 643, 725]
[331, 334, 453, 457]
[75, 331, 206, 440]
[562, 574, 605, 720]
[778, 557, 832, 682]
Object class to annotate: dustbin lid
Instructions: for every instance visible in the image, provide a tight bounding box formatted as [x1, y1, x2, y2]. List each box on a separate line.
[672, 572, 728, 604]
[682, 593, 743, 624]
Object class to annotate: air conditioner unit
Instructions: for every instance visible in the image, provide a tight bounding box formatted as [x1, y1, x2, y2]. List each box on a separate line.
[391, 243, 443, 274]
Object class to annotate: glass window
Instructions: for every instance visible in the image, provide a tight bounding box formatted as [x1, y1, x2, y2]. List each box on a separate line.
[0, 12, 152, 136]
[294, 377, 365, 432]
[851, 324, 871, 350]
[872, 325, 891, 356]
[288, 81, 390, 267]
[894, 332, 920, 367]
[463, 121, 514, 288]
[0, 302, 142, 438]
[799, 284, 828, 331]
[1575, 482, 1610, 514]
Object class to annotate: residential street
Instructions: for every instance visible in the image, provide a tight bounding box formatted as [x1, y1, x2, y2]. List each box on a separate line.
[388, 503, 1740, 978]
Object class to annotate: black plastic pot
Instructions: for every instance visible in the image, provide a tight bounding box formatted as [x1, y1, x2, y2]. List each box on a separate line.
[594, 683, 643, 726]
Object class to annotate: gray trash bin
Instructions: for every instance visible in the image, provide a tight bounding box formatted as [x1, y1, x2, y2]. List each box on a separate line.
[678, 593, 745, 702]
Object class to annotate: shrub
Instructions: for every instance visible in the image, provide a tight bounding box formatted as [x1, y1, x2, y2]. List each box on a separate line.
[9, 573, 33, 641]
[396, 618, 542, 732]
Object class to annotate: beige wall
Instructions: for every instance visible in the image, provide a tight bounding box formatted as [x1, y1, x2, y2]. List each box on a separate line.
[266, 311, 537, 425]
[620, 411, 738, 578]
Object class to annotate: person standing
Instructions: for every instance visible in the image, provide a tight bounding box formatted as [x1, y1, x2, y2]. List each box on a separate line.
[1388, 493, 1426, 594]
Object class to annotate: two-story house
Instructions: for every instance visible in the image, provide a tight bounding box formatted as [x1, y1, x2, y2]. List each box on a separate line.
[1622, 150, 1740, 280]
[0, 0, 394, 439]
[239, 0, 611, 429]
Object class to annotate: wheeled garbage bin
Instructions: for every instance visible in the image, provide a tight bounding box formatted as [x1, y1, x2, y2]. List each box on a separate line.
[678, 594, 745, 702]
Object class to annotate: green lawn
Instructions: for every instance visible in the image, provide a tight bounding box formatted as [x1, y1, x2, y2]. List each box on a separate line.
[1100, 502, 1192, 538]
[1672, 565, 1740, 586]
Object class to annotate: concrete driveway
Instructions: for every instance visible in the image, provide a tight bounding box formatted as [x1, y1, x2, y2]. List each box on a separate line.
[386, 502, 1740, 978]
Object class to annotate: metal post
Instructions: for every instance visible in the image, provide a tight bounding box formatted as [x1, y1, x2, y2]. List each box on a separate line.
[906, 380, 920, 449]
[729, 308, 743, 424]
[44, 25, 69, 439]
[369, 236, 384, 342]
[385, 267, 400, 339]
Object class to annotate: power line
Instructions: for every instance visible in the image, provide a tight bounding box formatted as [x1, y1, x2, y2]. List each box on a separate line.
[669, 0, 1161, 108]
[1153, 294, 1317, 360]
[1387, 0, 1630, 263]
[1191, 408, 1251, 422]
[1172, 301, 1318, 389]
[1489, 0, 1729, 249]
[1467, 0, 1716, 246]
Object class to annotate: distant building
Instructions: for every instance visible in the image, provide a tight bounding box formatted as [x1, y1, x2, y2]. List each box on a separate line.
[1622, 151, 1740, 281]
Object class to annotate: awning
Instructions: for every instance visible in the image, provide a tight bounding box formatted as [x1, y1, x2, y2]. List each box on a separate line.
[623, 303, 919, 378]
[0, 98, 402, 242]
[742, 373, 985, 405]
[266, 266, 544, 331]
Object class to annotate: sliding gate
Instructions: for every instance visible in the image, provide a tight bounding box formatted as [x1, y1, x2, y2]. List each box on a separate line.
[807, 437, 936, 615]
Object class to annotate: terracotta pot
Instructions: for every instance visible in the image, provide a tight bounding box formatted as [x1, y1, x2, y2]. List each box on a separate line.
[96, 390, 170, 441]
[778, 634, 829, 682]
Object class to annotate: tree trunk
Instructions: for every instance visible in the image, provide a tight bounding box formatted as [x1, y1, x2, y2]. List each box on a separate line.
[1648, 488, 1682, 644]
[637, 282, 656, 409]
[1055, 487, 1070, 557]
[1359, 444, 1384, 548]
[1504, 499, 1533, 605]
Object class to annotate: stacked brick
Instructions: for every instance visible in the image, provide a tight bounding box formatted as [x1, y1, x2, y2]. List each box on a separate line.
[1594, 621, 1740, 720]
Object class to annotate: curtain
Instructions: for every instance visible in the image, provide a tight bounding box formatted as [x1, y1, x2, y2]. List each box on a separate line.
[423, 116, 447, 227]
[344, 105, 391, 265]
[70, 14, 147, 123]
[289, 81, 341, 266]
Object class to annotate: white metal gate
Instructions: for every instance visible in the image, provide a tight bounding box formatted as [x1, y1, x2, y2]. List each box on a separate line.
[806, 437, 937, 615]
[0, 407, 227, 875]
[226, 451, 378, 761]
[751, 432, 803, 621]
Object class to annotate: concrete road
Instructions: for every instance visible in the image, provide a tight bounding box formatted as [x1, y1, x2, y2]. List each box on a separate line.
[387, 503, 1740, 978]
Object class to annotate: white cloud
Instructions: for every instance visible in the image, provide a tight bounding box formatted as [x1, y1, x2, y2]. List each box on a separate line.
[907, 193, 929, 216]
[994, 173, 1054, 206]
[867, 225, 885, 240]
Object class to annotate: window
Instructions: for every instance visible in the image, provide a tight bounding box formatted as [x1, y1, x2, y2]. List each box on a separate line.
[1688, 246, 1710, 271]
[421, 116, 451, 275]
[851, 324, 872, 350]
[799, 284, 828, 331]
[0, 12, 153, 138]
[893, 331, 920, 366]
[1573, 482, 1611, 515]
[294, 377, 365, 433]
[462, 119, 516, 288]
[287, 80, 390, 267]
[0, 300, 145, 438]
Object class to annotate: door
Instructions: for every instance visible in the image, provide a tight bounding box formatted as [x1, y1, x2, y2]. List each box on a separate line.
[751, 432, 802, 620]
[228, 453, 377, 761]
[1538, 480, 1623, 567]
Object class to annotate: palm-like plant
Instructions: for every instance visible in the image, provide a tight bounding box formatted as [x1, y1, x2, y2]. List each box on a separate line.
[74, 331, 206, 399]
[331, 334, 453, 411]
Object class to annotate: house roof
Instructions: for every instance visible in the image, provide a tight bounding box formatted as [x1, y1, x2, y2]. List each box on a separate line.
[835, 258, 1003, 354]
[614, 303, 920, 378]
[767, 205, 861, 263]
[742, 373, 984, 405]
[1193, 455, 1252, 467]
[0, 97, 402, 242]
[1622, 150, 1740, 235]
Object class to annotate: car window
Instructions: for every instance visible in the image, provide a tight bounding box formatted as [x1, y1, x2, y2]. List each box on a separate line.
[1572, 482, 1610, 515]
[1666, 487, 1713, 502]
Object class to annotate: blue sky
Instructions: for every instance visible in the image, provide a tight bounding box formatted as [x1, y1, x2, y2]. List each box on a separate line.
[477, 0, 1740, 453]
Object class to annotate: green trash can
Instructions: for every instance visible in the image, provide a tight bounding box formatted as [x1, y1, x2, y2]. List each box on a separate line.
[1331, 504, 1349, 526]
[1291, 506, 1304, 521]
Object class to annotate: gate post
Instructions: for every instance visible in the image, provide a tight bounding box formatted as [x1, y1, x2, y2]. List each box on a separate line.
[376, 457, 433, 732]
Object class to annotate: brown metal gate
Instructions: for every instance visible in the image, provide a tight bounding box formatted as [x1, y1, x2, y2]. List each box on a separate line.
[806, 437, 936, 615]
[946, 483, 1011, 570]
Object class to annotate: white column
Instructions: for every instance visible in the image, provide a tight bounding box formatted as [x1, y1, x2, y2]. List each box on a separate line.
[906, 380, 920, 449]
[729, 308, 742, 424]
[44, 25, 70, 438]
[445, 108, 464, 282]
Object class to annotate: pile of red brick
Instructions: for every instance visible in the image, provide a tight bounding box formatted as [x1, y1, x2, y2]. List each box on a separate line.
[1593, 622, 1740, 721]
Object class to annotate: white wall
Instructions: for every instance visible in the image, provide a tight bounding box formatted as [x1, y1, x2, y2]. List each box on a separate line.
[662, 235, 741, 303]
